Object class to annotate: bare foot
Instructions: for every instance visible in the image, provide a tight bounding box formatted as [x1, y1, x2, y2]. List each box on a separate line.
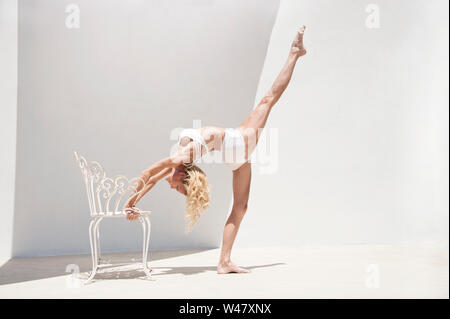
[217, 261, 250, 274]
[291, 25, 307, 58]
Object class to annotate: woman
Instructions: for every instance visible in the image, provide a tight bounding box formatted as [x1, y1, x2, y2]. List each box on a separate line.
[125, 26, 307, 274]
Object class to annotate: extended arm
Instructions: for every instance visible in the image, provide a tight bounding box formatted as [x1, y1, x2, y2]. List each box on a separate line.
[127, 166, 172, 208]
[125, 144, 195, 216]
[125, 157, 177, 209]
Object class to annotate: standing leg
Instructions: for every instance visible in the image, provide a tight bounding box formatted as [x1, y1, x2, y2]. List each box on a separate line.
[218, 162, 251, 274]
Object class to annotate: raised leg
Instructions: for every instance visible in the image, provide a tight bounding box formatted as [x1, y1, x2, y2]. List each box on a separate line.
[218, 162, 251, 274]
[238, 26, 307, 158]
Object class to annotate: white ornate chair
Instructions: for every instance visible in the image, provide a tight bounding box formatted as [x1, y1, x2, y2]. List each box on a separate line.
[74, 151, 152, 284]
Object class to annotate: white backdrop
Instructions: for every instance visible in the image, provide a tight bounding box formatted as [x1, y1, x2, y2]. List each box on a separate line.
[239, 0, 449, 246]
[8, 0, 449, 258]
[13, 0, 279, 257]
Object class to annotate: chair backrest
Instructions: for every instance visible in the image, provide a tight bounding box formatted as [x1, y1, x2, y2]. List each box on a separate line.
[74, 151, 144, 216]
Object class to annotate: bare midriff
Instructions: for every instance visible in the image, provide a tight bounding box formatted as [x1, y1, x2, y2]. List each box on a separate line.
[199, 126, 226, 152]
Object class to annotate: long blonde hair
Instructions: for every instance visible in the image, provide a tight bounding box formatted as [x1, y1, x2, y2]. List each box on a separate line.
[183, 165, 210, 232]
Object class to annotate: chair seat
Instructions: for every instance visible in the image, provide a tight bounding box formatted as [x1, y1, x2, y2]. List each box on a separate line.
[93, 210, 151, 218]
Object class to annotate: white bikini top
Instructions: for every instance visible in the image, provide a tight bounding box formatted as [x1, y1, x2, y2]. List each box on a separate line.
[177, 128, 208, 163]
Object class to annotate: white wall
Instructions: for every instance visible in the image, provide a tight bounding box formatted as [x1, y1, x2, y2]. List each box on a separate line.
[240, 0, 449, 246]
[0, 0, 17, 263]
[10, 0, 449, 257]
[13, 0, 279, 257]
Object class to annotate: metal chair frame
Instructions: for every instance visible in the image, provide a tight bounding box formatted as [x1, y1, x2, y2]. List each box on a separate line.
[74, 151, 151, 284]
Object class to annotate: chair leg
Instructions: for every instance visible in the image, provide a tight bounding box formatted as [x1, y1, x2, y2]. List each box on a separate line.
[144, 216, 151, 273]
[140, 216, 152, 278]
[85, 217, 102, 284]
[93, 217, 103, 264]
[85, 218, 98, 284]
[96, 219, 103, 264]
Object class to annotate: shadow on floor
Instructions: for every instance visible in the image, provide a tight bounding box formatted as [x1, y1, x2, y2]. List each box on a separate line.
[0, 249, 213, 285]
[80, 262, 286, 283]
[151, 263, 286, 276]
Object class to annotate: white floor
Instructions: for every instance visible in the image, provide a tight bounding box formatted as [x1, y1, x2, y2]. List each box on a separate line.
[0, 244, 448, 299]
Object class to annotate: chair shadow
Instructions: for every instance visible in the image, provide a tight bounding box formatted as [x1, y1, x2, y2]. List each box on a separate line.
[0, 249, 213, 285]
[80, 262, 286, 283]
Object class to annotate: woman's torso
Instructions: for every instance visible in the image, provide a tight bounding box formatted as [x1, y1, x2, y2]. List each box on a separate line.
[178, 127, 248, 170]
[178, 126, 225, 153]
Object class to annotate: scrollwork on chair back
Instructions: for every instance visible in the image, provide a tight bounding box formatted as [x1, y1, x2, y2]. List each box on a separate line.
[74, 151, 145, 216]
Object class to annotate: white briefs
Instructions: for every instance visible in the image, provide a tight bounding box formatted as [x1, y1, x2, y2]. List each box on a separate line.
[221, 128, 247, 171]
[177, 128, 247, 171]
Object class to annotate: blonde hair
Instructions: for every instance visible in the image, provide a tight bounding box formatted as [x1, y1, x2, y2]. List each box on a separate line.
[183, 165, 210, 232]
